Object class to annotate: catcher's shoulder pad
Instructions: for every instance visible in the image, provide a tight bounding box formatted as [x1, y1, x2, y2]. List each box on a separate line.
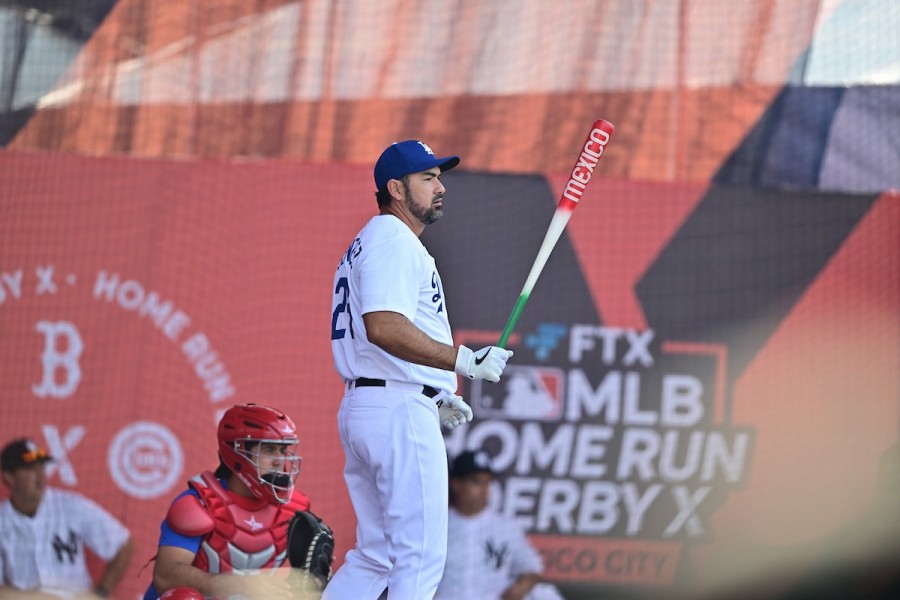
[167, 492, 215, 537]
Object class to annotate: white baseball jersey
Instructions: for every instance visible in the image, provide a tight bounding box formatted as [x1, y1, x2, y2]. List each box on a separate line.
[325, 213, 453, 600]
[435, 507, 550, 600]
[0, 487, 129, 597]
[331, 214, 457, 392]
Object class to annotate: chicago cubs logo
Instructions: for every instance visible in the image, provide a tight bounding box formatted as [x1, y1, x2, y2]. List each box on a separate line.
[108, 421, 183, 499]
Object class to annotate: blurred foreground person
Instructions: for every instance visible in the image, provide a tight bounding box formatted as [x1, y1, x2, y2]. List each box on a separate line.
[0, 438, 133, 599]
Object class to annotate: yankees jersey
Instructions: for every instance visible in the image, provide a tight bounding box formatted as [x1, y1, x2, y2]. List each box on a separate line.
[331, 214, 457, 392]
[435, 507, 544, 600]
[0, 487, 129, 596]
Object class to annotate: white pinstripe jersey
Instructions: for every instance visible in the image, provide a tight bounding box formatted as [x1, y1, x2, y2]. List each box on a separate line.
[0, 488, 129, 597]
[435, 507, 545, 600]
[331, 214, 457, 392]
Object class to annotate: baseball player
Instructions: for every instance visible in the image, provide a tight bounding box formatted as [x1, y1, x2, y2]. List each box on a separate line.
[435, 451, 563, 600]
[0, 438, 133, 599]
[143, 403, 318, 600]
[326, 140, 514, 599]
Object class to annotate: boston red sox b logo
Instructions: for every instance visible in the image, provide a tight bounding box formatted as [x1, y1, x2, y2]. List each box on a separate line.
[32, 320, 83, 399]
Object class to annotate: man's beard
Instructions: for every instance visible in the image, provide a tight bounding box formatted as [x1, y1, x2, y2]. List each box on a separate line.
[404, 184, 443, 225]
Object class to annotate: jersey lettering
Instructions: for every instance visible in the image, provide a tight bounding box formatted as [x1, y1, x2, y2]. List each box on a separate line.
[331, 277, 354, 340]
[337, 238, 362, 270]
[431, 272, 444, 313]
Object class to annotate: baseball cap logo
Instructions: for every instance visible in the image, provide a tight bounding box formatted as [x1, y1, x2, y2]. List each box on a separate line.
[473, 451, 491, 469]
[1, 438, 54, 471]
[417, 141, 435, 156]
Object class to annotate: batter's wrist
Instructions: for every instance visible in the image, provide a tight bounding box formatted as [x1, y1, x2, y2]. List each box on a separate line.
[454, 345, 473, 377]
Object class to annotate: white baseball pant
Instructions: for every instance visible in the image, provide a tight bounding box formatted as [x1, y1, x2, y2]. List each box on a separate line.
[324, 381, 449, 600]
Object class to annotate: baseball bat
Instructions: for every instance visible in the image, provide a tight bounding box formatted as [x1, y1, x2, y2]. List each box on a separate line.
[497, 119, 614, 349]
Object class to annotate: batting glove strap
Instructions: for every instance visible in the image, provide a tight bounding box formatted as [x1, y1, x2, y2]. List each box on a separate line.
[454, 345, 474, 377]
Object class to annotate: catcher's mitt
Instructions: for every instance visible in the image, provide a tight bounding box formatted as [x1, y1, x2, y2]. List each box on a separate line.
[287, 510, 335, 589]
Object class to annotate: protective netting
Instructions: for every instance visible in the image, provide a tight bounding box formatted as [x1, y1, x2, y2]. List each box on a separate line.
[1, 1, 899, 599]
[6, 0, 897, 187]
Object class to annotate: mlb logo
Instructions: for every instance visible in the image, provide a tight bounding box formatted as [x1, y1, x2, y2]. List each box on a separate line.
[471, 365, 564, 421]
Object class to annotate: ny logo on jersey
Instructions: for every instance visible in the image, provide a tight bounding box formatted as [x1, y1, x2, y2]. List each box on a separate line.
[485, 540, 508, 570]
[52, 530, 79, 564]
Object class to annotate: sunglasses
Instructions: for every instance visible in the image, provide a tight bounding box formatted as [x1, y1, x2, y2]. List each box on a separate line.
[22, 448, 49, 462]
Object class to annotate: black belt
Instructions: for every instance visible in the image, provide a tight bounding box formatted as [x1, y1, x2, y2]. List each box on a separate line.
[354, 377, 439, 399]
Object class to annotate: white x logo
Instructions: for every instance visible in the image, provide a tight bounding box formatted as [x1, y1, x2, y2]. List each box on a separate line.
[42, 424, 85, 486]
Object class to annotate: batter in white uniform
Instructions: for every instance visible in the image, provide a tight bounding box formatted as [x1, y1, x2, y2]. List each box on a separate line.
[0, 438, 133, 599]
[326, 140, 514, 599]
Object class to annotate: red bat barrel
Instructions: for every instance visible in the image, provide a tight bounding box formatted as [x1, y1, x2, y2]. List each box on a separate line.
[558, 119, 615, 211]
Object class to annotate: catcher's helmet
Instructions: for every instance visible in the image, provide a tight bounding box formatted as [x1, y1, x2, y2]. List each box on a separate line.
[218, 403, 301, 504]
[160, 587, 204, 600]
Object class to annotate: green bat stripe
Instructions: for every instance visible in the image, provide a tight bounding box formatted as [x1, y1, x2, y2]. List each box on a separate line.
[497, 292, 531, 349]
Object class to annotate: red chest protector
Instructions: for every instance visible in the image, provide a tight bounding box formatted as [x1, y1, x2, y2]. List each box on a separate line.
[166, 471, 310, 574]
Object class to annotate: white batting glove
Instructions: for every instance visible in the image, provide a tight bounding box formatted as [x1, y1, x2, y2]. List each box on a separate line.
[454, 345, 514, 382]
[435, 392, 474, 429]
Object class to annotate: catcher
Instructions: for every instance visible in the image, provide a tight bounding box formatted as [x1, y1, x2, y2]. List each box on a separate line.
[143, 403, 334, 599]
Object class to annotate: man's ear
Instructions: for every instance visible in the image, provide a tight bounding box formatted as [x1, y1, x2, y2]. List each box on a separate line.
[388, 179, 403, 201]
[1, 471, 13, 489]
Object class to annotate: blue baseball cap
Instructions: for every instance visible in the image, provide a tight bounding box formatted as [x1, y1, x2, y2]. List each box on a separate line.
[374, 140, 460, 191]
